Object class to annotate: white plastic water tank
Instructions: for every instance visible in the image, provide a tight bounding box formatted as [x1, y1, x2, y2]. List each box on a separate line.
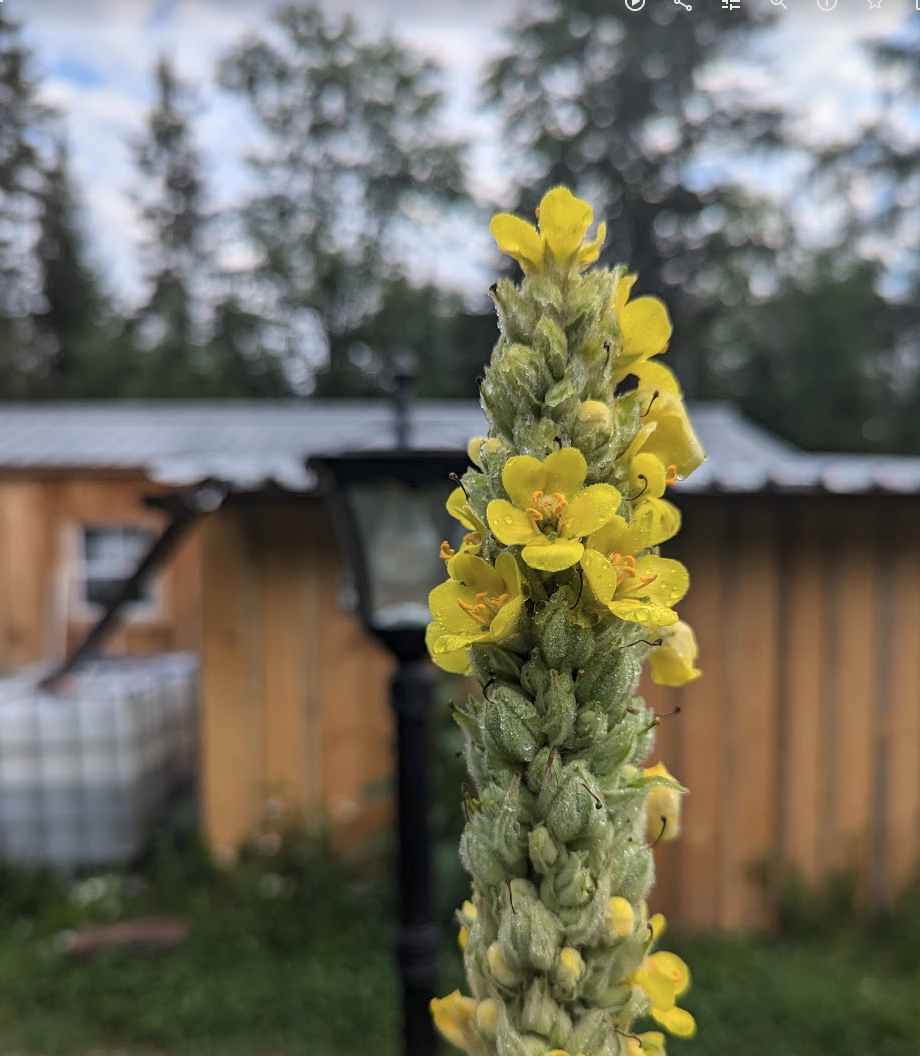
[0, 653, 199, 870]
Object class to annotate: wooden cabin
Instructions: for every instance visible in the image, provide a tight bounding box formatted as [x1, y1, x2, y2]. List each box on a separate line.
[1, 401, 919, 929]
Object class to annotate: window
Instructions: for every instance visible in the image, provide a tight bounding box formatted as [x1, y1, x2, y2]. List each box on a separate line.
[74, 525, 159, 616]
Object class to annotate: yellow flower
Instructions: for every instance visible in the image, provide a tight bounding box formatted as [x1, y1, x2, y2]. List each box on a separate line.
[487, 447, 620, 572]
[490, 186, 606, 275]
[427, 551, 524, 673]
[440, 487, 487, 561]
[430, 990, 479, 1052]
[629, 926, 696, 1040]
[632, 378, 705, 480]
[649, 621, 702, 687]
[580, 514, 688, 627]
[605, 895, 635, 941]
[642, 762, 684, 843]
[456, 898, 477, 950]
[624, 1031, 668, 1056]
[612, 273, 673, 382]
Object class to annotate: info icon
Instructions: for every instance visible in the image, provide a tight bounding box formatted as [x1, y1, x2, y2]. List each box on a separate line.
[817, 0, 837, 9]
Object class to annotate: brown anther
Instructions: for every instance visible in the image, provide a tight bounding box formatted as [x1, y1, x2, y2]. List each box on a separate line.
[439, 541, 455, 561]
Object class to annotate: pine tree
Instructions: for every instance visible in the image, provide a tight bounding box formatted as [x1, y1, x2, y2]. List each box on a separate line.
[129, 55, 210, 396]
[484, 0, 785, 397]
[0, 11, 54, 396]
[35, 138, 114, 397]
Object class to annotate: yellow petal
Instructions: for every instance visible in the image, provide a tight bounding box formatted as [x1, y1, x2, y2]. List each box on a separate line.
[631, 359, 683, 396]
[490, 213, 544, 274]
[652, 1005, 697, 1039]
[449, 552, 507, 594]
[651, 951, 691, 997]
[430, 990, 479, 1051]
[487, 499, 539, 547]
[490, 594, 524, 640]
[639, 392, 706, 478]
[619, 296, 672, 366]
[559, 483, 621, 539]
[501, 454, 549, 511]
[586, 512, 649, 561]
[650, 621, 702, 687]
[575, 220, 606, 270]
[609, 597, 679, 629]
[540, 446, 589, 499]
[635, 555, 690, 608]
[426, 624, 471, 674]
[632, 962, 676, 1012]
[613, 272, 638, 315]
[630, 452, 668, 500]
[446, 487, 486, 536]
[580, 548, 619, 605]
[634, 497, 681, 546]
[637, 1030, 667, 1055]
[649, 912, 667, 941]
[538, 186, 594, 264]
[495, 550, 523, 596]
[522, 537, 584, 571]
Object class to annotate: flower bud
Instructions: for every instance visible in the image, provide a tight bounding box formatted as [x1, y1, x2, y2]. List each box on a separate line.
[605, 896, 635, 942]
[553, 945, 586, 997]
[487, 941, 522, 987]
[476, 998, 498, 1038]
[573, 399, 613, 450]
[643, 762, 683, 843]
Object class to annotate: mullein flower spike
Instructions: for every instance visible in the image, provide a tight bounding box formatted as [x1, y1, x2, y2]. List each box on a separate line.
[428, 186, 705, 1056]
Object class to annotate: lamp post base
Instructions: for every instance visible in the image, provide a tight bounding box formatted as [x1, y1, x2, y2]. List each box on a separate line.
[391, 657, 440, 1056]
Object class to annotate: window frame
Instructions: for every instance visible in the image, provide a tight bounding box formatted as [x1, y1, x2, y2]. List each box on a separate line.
[69, 522, 164, 623]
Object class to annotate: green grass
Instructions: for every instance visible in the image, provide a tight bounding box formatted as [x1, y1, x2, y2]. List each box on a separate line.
[0, 829, 918, 1056]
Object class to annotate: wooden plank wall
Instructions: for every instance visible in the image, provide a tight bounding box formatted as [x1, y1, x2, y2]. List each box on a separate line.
[646, 495, 920, 932]
[0, 474, 201, 672]
[199, 500, 394, 859]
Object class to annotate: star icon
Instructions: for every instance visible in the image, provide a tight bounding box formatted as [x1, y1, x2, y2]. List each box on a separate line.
[867, 0, 883, 8]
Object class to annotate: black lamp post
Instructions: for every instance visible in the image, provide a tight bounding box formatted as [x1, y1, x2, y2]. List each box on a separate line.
[310, 396, 467, 1056]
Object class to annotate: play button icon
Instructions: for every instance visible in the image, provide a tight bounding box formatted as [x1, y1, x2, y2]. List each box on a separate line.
[625, 0, 646, 10]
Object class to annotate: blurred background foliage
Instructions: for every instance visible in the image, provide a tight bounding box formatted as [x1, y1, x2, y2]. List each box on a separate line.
[1, 3, 919, 452]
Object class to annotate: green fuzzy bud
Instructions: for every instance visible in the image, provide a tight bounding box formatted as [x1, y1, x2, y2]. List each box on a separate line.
[491, 278, 537, 344]
[521, 976, 562, 1036]
[543, 373, 580, 419]
[527, 823, 560, 874]
[482, 683, 542, 763]
[533, 314, 568, 380]
[541, 848, 595, 910]
[544, 767, 598, 844]
[552, 946, 586, 1001]
[536, 669, 578, 747]
[566, 1008, 614, 1056]
[520, 651, 552, 698]
[498, 900, 562, 975]
[535, 594, 595, 671]
[573, 399, 613, 452]
[469, 645, 525, 684]
[575, 645, 640, 707]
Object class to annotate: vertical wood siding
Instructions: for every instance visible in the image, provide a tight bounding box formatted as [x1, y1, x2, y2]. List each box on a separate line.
[645, 495, 920, 931]
[0, 473, 201, 672]
[200, 501, 394, 859]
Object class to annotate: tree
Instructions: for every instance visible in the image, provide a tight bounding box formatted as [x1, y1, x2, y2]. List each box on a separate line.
[483, 0, 787, 397]
[34, 138, 116, 397]
[128, 55, 211, 396]
[217, 2, 470, 395]
[705, 255, 896, 452]
[0, 11, 55, 396]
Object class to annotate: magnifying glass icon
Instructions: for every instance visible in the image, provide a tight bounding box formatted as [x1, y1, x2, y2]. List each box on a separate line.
[771, 0, 787, 7]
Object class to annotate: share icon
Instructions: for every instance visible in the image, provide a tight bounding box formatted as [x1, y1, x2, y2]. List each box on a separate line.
[674, 0, 692, 10]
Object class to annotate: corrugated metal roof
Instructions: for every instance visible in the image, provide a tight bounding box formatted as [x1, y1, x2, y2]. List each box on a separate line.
[0, 400, 918, 496]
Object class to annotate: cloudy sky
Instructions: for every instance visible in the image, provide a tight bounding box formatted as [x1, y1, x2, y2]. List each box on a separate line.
[10, 0, 913, 305]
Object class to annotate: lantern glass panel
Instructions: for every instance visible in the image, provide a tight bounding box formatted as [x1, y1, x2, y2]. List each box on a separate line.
[348, 480, 459, 631]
